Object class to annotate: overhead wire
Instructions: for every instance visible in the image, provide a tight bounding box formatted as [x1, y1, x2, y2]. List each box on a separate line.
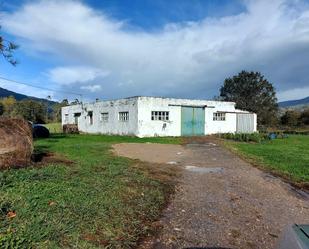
[0, 75, 83, 99]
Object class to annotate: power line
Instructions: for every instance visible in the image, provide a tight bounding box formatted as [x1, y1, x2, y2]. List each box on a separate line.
[0, 76, 83, 98]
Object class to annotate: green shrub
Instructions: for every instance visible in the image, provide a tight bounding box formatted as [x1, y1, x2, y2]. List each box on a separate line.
[218, 132, 265, 143]
[283, 130, 309, 135]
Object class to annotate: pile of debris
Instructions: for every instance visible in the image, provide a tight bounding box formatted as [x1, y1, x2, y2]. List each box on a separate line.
[63, 124, 79, 134]
[0, 118, 33, 169]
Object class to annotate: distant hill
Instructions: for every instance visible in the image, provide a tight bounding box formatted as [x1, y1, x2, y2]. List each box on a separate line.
[0, 87, 56, 104]
[278, 96, 309, 108]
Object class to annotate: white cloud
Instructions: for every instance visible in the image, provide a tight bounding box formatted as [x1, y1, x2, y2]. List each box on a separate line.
[80, 84, 102, 92]
[48, 66, 109, 85]
[2, 0, 309, 101]
[277, 86, 309, 101]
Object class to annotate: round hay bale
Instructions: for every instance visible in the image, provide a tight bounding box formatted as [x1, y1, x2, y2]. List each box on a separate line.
[0, 118, 33, 169]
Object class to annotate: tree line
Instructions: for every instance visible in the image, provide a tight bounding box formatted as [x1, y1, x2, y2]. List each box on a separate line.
[280, 109, 309, 127]
[0, 96, 69, 123]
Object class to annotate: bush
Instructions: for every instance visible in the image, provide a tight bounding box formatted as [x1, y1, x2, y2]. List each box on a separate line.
[218, 132, 265, 143]
[283, 130, 309, 135]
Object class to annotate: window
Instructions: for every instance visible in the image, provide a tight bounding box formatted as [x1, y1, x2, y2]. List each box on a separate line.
[100, 112, 109, 122]
[119, 112, 129, 122]
[88, 111, 93, 125]
[64, 114, 69, 123]
[213, 112, 226, 121]
[74, 113, 81, 125]
[151, 111, 169, 121]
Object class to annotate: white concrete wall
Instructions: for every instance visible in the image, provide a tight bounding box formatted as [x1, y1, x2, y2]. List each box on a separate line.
[137, 97, 182, 137]
[205, 111, 237, 134]
[62, 96, 257, 137]
[62, 97, 139, 135]
[136, 97, 238, 137]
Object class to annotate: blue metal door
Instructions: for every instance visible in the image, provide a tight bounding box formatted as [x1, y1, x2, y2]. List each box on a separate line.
[181, 107, 205, 136]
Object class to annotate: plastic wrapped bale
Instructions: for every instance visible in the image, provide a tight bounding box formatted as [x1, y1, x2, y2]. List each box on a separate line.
[32, 124, 50, 138]
[0, 118, 33, 169]
[63, 124, 79, 134]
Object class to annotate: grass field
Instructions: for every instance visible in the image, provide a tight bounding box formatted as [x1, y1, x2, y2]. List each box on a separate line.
[224, 135, 309, 186]
[45, 123, 62, 133]
[0, 134, 181, 248]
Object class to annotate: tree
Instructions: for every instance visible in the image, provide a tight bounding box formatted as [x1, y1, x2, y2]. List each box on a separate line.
[70, 99, 80, 105]
[219, 71, 278, 126]
[0, 102, 4, 115]
[51, 99, 69, 122]
[0, 96, 17, 116]
[300, 108, 309, 125]
[281, 110, 301, 127]
[0, 26, 18, 65]
[13, 99, 46, 123]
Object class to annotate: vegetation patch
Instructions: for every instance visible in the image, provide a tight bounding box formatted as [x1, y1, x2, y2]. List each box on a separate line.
[223, 135, 309, 188]
[218, 132, 267, 143]
[0, 134, 180, 248]
[45, 123, 63, 134]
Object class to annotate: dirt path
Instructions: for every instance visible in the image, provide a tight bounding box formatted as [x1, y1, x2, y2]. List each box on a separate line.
[112, 141, 309, 249]
[113, 143, 189, 164]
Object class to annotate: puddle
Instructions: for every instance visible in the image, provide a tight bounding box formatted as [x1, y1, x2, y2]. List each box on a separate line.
[167, 161, 178, 165]
[185, 166, 223, 173]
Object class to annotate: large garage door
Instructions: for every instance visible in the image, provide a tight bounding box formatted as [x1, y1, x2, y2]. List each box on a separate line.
[236, 113, 255, 133]
[181, 107, 205, 136]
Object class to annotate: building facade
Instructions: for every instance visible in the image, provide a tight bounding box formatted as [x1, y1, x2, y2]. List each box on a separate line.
[61, 96, 257, 137]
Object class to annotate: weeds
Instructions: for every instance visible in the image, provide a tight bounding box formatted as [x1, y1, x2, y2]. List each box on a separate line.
[218, 132, 266, 143]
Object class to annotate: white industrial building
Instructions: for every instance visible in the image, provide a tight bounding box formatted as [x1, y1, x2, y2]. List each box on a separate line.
[61, 96, 257, 137]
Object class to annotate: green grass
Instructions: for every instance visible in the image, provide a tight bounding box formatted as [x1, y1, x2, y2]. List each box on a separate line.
[0, 134, 181, 248]
[45, 123, 62, 133]
[224, 135, 309, 185]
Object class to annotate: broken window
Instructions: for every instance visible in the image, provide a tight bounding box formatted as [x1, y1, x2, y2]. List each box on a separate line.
[213, 112, 226, 121]
[119, 112, 129, 122]
[100, 112, 109, 122]
[151, 111, 169, 121]
[88, 111, 93, 125]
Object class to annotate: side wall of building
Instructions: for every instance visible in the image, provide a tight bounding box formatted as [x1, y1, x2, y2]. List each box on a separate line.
[136, 97, 238, 137]
[136, 97, 182, 137]
[62, 97, 256, 137]
[61, 98, 139, 135]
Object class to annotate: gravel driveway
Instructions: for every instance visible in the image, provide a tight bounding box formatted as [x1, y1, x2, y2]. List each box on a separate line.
[113, 141, 309, 249]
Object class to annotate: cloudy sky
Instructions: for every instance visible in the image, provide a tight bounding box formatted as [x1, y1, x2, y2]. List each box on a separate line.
[0, 0, 309, 102]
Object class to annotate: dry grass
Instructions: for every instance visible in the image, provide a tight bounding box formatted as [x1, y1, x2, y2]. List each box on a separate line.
[0, 118, 33, 169]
